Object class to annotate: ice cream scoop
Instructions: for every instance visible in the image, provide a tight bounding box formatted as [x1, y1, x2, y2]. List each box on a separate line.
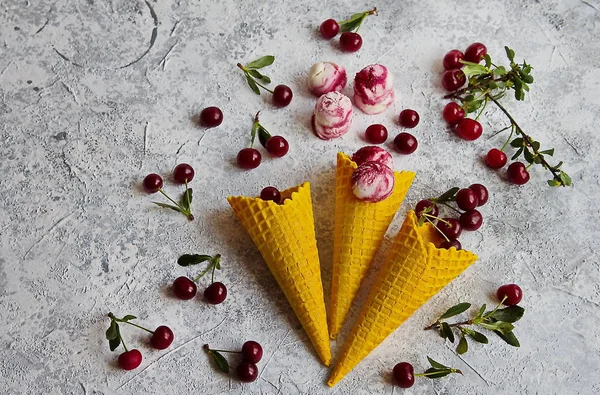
[312, 91, 353, 140]
[308, 62, 347, 97]
[351, 146, 394, 170]
[353, 64, 395, 115]
[351, 161, 395, 203]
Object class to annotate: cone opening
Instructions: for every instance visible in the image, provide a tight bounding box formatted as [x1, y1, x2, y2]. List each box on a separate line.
[227, 182, 310, 208]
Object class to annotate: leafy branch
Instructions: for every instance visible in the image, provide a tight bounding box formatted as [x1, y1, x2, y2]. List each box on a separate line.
[338, 7, 378, 33]
[424, 299, 524, 354]
[415, 357, 462, 379]
[153, 180, 194, 220]
[237, 56, 275, 95]
[444, 46, 571, 187]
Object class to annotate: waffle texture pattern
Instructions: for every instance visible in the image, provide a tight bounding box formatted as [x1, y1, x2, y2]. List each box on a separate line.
[328, 210, 478, 386]
[329, 152, 415, 339]
[227, 182, 331, 366]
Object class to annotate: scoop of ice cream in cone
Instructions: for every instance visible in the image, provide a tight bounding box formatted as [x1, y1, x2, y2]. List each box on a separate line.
[351, 162, 395, 203]
[308, 62, 347, 97]
[353, 64, 395, 115]
[351, 146, 394, 170]
[312, 91, 353, 140]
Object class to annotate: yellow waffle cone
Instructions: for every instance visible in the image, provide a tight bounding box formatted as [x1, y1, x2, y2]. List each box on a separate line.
[329, 152, 415, 339]
[227, 182, 331, 366]
[328, 210, 478, 386]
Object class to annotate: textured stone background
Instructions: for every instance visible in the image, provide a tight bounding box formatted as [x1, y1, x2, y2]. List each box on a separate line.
[1, 0, 599, 394]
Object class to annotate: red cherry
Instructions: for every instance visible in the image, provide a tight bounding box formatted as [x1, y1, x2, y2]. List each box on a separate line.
[273, 85, 293, 107]
[464, 42, 487, 64]
[365, 124, 388, 144]
[497, 284, 523, 306]
[265, 136, 289, 157]
[460, 209, 483, 231]
[442, 102, 465, 125]
[200, 106, 223, 127]
[486, 148, 508, 169]
[437, 218, 462, 240]
[118, 349, 143, 370]
[443, 49, 465, 70]
[320, 19, 340, 39]
[173, 163, 195, 184]
[392, 362, 415, 388]
[237, 362, 259, 383]
[237, 148, 261, 169]
[393, 132, 418, 155]
[456, 188, 479, 211]
[507, 162, 530, 185]
[456, 118, 483, 141]
[440, 239, 462, 250]
[441, 69, 466, 91]
[468, 184, 488, 206]
[415, 200, 439, 218]
[241, 341, 263, 363]
[260, 186, 281, 203]
[173, 276, 197, 300]
[398, 109, 420, 128]
[143, 174, 163, 194]
[340, 32, 362, 52]
[150, 326, 174, 350]
[204, 282, 227, 304]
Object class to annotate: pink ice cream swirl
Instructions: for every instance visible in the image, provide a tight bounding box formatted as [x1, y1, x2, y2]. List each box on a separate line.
[351, 161, 395, 203]
[312, 91, 353, 140]
[351, 146, 394, 171]
[353, 64, 395, 115]
[308, 62, 347, 97]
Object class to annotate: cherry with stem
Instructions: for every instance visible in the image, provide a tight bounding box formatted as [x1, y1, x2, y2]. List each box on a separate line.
[254, 112, 289, 157]
[176, 254, 228, 304]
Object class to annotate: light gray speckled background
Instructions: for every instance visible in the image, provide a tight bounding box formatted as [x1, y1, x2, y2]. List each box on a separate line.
[1, 0, 599, 394]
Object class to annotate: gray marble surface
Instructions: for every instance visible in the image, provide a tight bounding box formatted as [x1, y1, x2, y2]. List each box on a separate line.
[1, 0, 599, 394]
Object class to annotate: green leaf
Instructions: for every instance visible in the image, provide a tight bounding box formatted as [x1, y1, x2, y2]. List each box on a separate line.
[520, 73, 534, 83]
[427, 356, 448, 370]
[559, 171, 572, 186]
[468, 331, 489, 344]
[462, 63, 490, 77]
[477, 304, 487, 319]
[245, 55, 274, 69]
[523, 148, 535, 164]
[510, 138, 524, 148]
[540, 148, 555, 156]
[248, 69, 271, 83]
[153, 202, 182, 213]
[424, 368, 451, 378]
[484, 54, 492, 68]
[121, 315, 137, 322]
[439, 303, 471, 320]
[531, 141, 541, 151]
[209, 350, 230, 373]
[489, 306, 525, 323]
[180, 188, 193, 211]
[339, 14, 366, 33]
[495, 330, 520, 347]
[106, 321, 118, 340]
[441, 322, 455, 343]
[245, 75, 260, 95]
[457, 336, 468, 355]
[109, 325, 121, 351]
[522, 82, 530, 92]
[436, 187, 460, 202]
[505, 46, 515, 62]
[464, 100, 483, 113]
[548, 179, 561, 187]
[109, 336, 121, 351]
[177, 254, 212, 267]
[493, 66, 507, 76]
[511, 147, 524, 160]
[494, 321, 515, 334]
[257, 125, 271, 148]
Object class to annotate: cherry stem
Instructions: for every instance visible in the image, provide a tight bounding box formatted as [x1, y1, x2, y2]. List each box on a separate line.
[254, 79, 274, 94]
[122, 320, 154, 334]
[474, 97, 489, 121]
[158, 189, 192, 220]
[438, 201, 462, 214]
[487, 96, 562, 183]
[423, 215, 450, 243]
[500, 125, 515, 152]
